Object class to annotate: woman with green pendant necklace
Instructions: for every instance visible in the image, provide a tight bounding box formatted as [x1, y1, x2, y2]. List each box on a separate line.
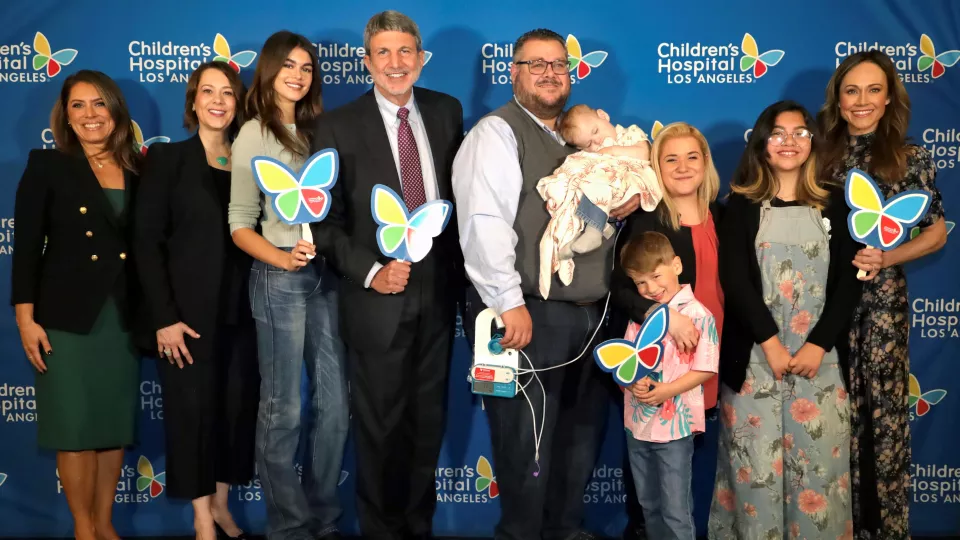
[134, 60, 260, 540]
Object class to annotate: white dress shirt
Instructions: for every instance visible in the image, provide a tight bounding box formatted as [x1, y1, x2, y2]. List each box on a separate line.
[364, 86, 439, 288]
[451, 97, 565, 315]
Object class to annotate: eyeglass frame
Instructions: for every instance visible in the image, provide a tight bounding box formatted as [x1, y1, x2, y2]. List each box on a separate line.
[515, 58, 571, 76]
[768, 128, 814, 146]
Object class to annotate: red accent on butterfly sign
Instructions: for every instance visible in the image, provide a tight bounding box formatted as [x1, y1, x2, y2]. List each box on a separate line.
[880, 215, 901, 245]
[302, 189, 327, 215]
[638, 348, 660, 369]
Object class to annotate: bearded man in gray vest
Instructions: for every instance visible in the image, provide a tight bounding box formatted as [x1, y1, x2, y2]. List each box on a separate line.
[452, 28, 642, 540]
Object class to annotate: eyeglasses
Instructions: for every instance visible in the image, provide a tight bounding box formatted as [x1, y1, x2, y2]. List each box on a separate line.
[769, 129, 814, 146]
[515, 59, 570, 75]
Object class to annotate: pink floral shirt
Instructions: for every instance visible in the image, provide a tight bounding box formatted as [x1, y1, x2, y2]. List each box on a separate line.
[623, 285, 720, 442]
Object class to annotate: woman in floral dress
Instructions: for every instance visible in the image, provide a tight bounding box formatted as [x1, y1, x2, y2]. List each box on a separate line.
[708, 101, 862, 539]
[819, 51, 948, 540]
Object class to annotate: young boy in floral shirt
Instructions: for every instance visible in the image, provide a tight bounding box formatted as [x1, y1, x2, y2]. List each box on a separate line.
[619, 231, 720, 540]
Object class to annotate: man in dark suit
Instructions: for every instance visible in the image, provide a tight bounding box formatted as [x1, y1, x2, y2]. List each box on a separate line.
[310, 10, 464, 540]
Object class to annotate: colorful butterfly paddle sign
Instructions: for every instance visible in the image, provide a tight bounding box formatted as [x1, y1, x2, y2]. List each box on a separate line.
[475, 456, 499, 498]
[252, 150, 339, 225]
[739, 33, 784, 78]
[212, 33, 257, 72]
[919, 34, 960, 79]
[594, 304, 670, 386]
[136, 456, 165, 498]
[566, 35, 607, 79]
[909, 374, 947, 417]
[845, 168, 931, 250]
[32, 32, 77, 78]
[371, 184, 452, 263]
[131, 120, 170, 156]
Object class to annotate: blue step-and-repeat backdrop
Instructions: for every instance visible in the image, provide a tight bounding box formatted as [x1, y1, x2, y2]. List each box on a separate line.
[1, 0, 958, 537]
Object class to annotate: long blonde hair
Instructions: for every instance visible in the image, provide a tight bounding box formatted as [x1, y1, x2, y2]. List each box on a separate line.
[651, 122, 720, 230]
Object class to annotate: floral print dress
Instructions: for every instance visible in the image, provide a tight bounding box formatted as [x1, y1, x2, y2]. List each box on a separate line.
[834, 134, 945, 540]
[709, 202, 852, 539]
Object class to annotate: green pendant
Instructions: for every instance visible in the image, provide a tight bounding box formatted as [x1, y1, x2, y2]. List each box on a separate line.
[216, 156, 229, 166]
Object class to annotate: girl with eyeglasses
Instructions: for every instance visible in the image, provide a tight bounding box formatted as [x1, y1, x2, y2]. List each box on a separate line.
[709, 100, 861, 539]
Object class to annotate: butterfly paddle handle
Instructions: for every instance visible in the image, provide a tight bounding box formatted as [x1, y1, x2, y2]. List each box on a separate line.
[301, 223, 315, 260]
[856, 244, 873, 279]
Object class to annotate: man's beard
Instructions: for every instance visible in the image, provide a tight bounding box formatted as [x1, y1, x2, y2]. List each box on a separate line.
[515, 79, 569, 121]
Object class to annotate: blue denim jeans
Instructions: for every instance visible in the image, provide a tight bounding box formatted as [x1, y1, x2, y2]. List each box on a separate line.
[626, 434, 696, 540]
[250, 255, 349, 540]
[576, 196, 609, 233]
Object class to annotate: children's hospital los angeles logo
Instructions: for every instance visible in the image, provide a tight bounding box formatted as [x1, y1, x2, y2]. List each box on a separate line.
[129, 33, 256, 83]
[835, 33, 959, 83]
[56, 456, 165, 503]
[316, 40, 432, 86]
[909, 373, 947, 420]
[481, 33, 607, 85]
[657, 32, 784, 84]
[1, 382, 37, 422]
[912, 296, 960, 339]
[0, 32, 77, 83]
[434, 456, 498, 503]
[132, 120, 170, 155]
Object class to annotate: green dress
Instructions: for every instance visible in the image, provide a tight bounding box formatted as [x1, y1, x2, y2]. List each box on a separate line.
[36, 188, 139, 450]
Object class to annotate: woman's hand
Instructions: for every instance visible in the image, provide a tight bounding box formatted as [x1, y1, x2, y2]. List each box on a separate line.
[760, 337, 791, 381]
[157, 322, 200, 369]
[788, 342, 825, 379]
[18, 319, 51, 373]
[852, 247, 884, 281]
[667, 309, 700, 354]
[283, 240, 316, 272]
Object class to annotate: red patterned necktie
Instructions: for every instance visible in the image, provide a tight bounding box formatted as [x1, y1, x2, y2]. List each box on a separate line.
[397, 107, 427, 211]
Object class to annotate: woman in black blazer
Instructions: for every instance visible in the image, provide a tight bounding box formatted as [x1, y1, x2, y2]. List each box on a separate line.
[133, 62, 257, 540]
[12, 70, 141, 540]
[608, 122, 724, 540]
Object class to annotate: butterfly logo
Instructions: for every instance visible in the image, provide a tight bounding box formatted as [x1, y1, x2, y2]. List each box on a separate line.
[136, 456, 165, 498]
[845, 168, 931, 249]
[32, 32, 77, 78]
[252, 150, 339, 225]
[651, 121, 664, 139]
[475, 456, 499, 498]
[371, 184, 452, 263]
[918, 34, 960, 79]
[911, 220, 954, 240]
[739, 33, 784, 79]
[212, 33, 257, 73]
[910, 374, 947, 417]
[566, 35, 607, 79]
[594, 304, 670, 386]
[131, 120, 170, 156]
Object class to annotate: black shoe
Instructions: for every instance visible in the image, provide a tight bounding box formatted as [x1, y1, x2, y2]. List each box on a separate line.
[623, 524, 648, 540]
[214, 522, 250, 540]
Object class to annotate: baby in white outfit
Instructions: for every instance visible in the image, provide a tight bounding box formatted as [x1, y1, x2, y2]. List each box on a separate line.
[536, 104, 661, 299]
